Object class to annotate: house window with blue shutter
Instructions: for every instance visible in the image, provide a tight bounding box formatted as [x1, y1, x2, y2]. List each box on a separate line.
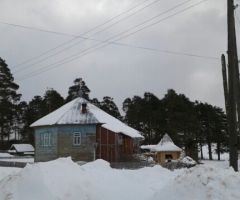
[73, 132, 81, 146]
[40, 133, 52, 148]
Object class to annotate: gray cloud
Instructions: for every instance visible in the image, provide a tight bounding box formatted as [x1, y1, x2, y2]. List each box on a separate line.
[0, 0, 233, 113]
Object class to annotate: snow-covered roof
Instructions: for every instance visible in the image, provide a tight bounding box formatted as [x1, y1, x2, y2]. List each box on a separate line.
[9, 144, 35, 153]
[140, 145, 156, 150]
[30, 97, 144, 139]
[151, 134, 182, 152]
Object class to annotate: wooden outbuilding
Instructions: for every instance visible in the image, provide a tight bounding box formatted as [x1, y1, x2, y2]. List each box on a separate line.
[30, 97, 144, 163]
[151, 134, 182, 164]
[8, 144, 35, 156]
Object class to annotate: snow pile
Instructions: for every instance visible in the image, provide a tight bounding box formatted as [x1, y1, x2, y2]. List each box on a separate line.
[1, 157, 240, 200]
[179, 156, 197, 165]
[151, 165, 240, 200]
[0, 167, 21, 183]
[0, 157, 180, 200]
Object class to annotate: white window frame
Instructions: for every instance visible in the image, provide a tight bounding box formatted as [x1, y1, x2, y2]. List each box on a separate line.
[40, 133, 52, 147]
[49, 133, 52, 147]
[73, 132, 81, 146]
[44, 133, 49, 147]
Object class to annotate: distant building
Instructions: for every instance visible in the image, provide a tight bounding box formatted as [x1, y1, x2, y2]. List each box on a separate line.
[8, 144, 35, 156]
[30, 97, 144, 163]
[151, 134, 182, 163]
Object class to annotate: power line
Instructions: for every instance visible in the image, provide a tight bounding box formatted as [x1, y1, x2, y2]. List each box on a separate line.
[6, 0, 154, 69]
[12, 0, 162, 74]
[235, 10, 240, 24]
[15, 0, 207, 82]
[13, 0, 191, 75]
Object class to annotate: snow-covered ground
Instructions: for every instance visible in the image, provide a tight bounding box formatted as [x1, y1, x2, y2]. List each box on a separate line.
[0, 144, 239, 200]
[199, 144, 229, 161]
[0, 156, 240, 200]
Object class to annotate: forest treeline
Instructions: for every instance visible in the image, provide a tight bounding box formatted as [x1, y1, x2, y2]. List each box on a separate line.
[0, 58, 228, 160]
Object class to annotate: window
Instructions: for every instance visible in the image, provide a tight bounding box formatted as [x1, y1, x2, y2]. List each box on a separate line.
[40, 133, 52, 147]
[165, 154, 173, 159]
[49, 133, 52, 146]
[73, 132, 81, 146]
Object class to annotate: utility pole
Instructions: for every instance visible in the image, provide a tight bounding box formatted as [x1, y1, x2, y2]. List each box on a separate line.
[221, 54, 228, 114]
[227, 0, 238, 171]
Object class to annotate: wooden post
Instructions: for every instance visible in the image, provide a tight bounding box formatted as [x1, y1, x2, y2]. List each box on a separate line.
[233, 16, 240, 135]
[227, 0, 238, 171]
[221, 54, 228, 114]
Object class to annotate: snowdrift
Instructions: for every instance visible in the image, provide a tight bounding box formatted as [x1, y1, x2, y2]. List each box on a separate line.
[0, 157, 239, 200]
[0, 157, 177, 200]
[151, 165, 240, 200]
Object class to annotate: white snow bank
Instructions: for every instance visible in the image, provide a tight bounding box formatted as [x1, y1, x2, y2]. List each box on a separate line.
[1, 157, 240, 200]
[0, 153, 14, 157]
[0, 157, 181, 200]
[0, 167, 21, 183]
[81, 158, 111, 171]
[151, 165, 240, 200]
[179, 156, 197, 165]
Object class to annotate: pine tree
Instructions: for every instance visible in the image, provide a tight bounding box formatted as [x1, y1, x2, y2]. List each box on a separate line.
[0, 58, 21, 148]
[44, 88, 64, 113]
[122, 93, 165, 144]
[195, 102, 228, 160]
[100, 96, 122, 120]
[65, 78, 90, 102]
[162, 89, 199, 160]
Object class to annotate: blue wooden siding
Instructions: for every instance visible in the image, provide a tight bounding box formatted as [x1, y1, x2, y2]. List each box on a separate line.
[34, 125, 97, 162]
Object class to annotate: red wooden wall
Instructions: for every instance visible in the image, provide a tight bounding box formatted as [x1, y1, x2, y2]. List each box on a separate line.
[96, 126, 135, 162]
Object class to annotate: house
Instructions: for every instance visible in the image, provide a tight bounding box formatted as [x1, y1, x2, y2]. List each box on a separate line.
[8, 144, 35, 156]
[151, 134, 182, 163]
[30, 97, 144, 163]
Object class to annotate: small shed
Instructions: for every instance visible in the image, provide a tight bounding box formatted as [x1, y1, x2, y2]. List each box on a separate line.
[151, 134, 182, 163]
[8, 144, 35, 156]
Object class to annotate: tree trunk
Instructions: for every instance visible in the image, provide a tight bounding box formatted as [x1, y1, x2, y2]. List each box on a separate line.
[217, 141, 221, 161]
[200, 142, 203, 159]
[1, 124, 3, 149]
[207, 138, 212, 160]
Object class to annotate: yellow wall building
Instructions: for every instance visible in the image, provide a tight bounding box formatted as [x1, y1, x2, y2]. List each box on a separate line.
[151, 134, 182, 164]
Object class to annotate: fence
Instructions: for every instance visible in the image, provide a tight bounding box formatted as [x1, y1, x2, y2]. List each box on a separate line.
[110, 161, 196, 170]
[161, 162, 196, 170]
[0, 156, 33, 159]
[110, 162, 154, 169]
[0, 155, 33, 168]
[0, 160, 28, 168]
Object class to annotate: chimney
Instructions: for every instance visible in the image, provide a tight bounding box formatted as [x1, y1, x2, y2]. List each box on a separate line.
[81, 103, 87, 113]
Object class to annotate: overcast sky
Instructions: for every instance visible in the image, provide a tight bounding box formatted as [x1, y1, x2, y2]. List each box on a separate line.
[0, 0, 238, 113]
